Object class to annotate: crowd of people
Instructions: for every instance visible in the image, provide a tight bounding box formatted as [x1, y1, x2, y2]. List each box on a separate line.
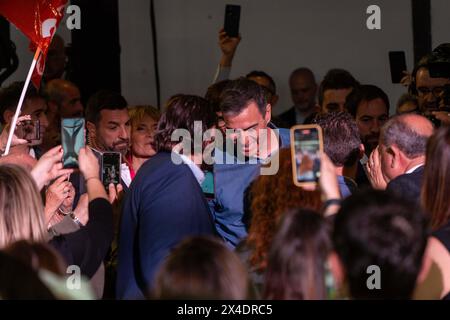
[0, 30, 449, 300]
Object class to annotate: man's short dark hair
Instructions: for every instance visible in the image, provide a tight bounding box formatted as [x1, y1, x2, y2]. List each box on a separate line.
[85, 90, 128, 125]
[205, 80, 232, 114]
[0, 82, 41, 124]
[313, 112, 361, 167]
[333, 189, 428, 299]
[381, 115, 428, 159]
[345, 84, 390, 117]
[219, 77, 267, 117]
[318, 69, 359, 107]
[246, 70, 277, 95]
[153, 94, 217, 153]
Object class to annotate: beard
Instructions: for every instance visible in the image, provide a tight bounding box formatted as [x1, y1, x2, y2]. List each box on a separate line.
[362, 133, 379, 154]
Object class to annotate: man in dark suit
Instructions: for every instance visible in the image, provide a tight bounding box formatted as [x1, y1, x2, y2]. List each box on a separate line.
[277, 67, 318, 128]
[116, 95, 217, 299]
[366, 114, 434, 204]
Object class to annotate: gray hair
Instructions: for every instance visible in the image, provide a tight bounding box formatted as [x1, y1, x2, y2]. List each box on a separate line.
[380, 116, 428, 158]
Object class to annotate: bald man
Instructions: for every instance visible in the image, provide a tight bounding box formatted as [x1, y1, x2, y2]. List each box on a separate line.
[367, 114, 434, 203]
[278, 67, 318, 127]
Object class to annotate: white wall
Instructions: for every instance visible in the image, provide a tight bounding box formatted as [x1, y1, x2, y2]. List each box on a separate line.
[119, 0, 415, 114]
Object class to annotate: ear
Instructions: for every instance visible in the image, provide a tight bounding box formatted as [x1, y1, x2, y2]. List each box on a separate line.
[264, 103, 272, 124]
[388, 145, 400, 168]
[86, 121, 97, 139]
[328, 252, 345, 289]
[3, 109, 14, 124]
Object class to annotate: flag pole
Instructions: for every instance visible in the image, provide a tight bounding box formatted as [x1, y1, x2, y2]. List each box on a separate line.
[3, 46, 41, 156]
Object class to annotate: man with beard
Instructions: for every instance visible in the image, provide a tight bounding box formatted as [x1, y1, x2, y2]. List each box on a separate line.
[277, 67, 318, 127]
[345, 84, 390, 186]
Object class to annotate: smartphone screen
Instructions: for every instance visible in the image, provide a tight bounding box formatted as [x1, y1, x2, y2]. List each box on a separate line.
[102, 152, 121, 189]
[61, 118, 85, 168]
[389, 51, 407, 83]
[16, 119, 40, 141]
[290, 125, 323, 187]
[224, 4, 241, 38]
[201, 170, 215, 199]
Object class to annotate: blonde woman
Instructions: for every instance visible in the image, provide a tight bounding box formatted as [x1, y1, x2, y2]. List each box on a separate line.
[127, 105, 160, 178]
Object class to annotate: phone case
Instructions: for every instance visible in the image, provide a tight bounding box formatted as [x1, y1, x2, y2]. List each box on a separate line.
[224, 5, 241, 38]
[290, 124, 324, 188]
[102, 152, 121, 188]
[61, 118, 85, 168]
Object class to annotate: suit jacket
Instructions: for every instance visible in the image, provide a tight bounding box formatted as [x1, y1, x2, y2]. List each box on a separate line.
[116, 152, 216, 299]
[275, 107, 317, 128]
[386, 166, 424, 205]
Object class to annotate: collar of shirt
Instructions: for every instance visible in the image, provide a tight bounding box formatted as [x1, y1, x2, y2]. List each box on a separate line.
[405, 164, 424, 174]
[178, 154, 205, 185]
[121, 163, 132, 187]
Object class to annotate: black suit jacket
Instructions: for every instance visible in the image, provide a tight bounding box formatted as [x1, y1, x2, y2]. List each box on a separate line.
[116, 152, 216, 299]
[386, 166, 424, 205]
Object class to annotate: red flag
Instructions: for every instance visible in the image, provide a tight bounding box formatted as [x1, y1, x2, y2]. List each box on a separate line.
[0, 0, 67, 88]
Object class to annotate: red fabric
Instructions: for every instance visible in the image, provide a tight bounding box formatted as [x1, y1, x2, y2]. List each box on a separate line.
[126, 153, 136, 180]
[0, 0, 67, 88]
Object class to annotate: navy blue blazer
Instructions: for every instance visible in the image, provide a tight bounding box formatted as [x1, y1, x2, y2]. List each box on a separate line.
[386, 165, 424, 205]
[116, 152, 216, 299]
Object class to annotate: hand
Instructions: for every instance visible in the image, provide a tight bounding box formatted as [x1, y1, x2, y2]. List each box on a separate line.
[44, 175, 72, 223]
[60, 182, 75, 211]
[432, 111, 450, 126]
[73, 193, 89, 225]
[31, 145, 74, 190]
[0, 115, 32, 153]
[318, 152, 341, 200]
[78, 146, 100, 180]
[400, 71, 412, 87]
[366, 146, 387, 189]
[108, 183, 124, 205]
[218, 28, 241, 66]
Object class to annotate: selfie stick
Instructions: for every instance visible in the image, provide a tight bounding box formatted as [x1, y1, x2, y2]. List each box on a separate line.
[3, 47, 41, 156]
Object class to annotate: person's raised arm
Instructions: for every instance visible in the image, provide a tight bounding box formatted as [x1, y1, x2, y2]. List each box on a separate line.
[213, 28, 241, 83]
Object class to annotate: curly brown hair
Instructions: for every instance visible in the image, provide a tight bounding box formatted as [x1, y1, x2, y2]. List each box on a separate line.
[246, 148, 322, 272]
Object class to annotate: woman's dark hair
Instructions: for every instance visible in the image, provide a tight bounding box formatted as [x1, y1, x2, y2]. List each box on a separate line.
[152, 236, 249, 300]
[421, 126, 450, 230]
[264, 209, 331, 300]
[5, 240, 67, 276]
[153, 94, 217, 153]
[0, 251, 55, 299]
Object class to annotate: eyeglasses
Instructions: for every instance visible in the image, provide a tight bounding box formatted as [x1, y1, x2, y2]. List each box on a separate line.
[417, 86, 445, 98]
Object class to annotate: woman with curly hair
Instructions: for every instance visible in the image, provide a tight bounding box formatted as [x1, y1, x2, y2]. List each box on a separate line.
[236, 147, 323, 295]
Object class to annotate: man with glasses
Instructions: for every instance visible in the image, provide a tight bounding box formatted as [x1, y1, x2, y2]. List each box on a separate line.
[411, 43, 450, 126]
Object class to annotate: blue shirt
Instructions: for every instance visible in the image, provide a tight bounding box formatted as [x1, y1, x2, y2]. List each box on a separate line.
[209, 126, 291, 248]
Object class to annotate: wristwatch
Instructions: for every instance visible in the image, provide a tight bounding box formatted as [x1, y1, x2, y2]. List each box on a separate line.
[69, 211, 83, 227]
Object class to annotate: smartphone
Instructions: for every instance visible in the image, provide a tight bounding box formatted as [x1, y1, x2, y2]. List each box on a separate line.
[15, 119, 40, 141]
[61, 118, 85, 168]
[102, 152, 121, 189]
[389, 51, 407, 83]
[290, 124, 323, 187]
[224, 4, 241, 38]
[201, 170, 215, 199]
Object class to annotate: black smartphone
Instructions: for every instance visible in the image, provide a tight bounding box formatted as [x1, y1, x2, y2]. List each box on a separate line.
[61, 118, 85, 168]
[290, 125, 323, 187]
[201, 170, 215, 199]
[224, 4, 241, 38]
[16, 119, 40, 141]
[102, 152, 121, 189]
[389, 51, 407, 83]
